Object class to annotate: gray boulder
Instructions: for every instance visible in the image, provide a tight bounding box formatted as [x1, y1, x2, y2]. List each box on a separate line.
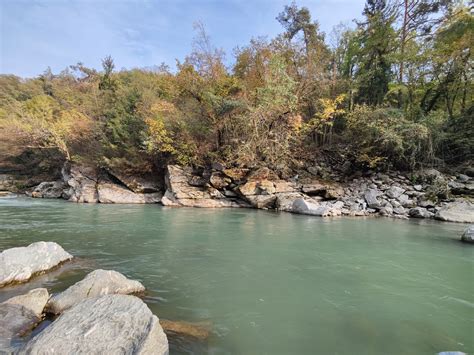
[461, 225, 474, 243]
[47, 269, 145, 314]
[0, 288, 49, 351]
[31, 181, 66, 199]
[435, 200, 474, 223]
[385, 186, 405, 199]
[97, 182, 162, 204]
[3, 288, 49, 317]
[364, 189, 382, 209]
[0, 242, 73, 287]
[291, 198, 340, 217]
[275, 192, 304, 212]
[21, 295, 169, 355]
[409, 207, 434, 219]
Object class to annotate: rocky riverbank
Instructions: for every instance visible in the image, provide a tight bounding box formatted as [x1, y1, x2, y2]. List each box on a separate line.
[2, 162, 473, 223]
[0, 241, 214, 353]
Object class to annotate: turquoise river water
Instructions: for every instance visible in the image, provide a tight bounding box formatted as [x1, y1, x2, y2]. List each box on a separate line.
[0, 196, 472, 354]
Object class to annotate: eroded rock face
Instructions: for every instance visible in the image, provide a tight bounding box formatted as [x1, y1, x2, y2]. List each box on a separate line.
[31, 181, 66, 199]
[0, 242, 73, 287]
[97, 182, 162, 204]
[0, 288, 49, 351]
[163, 165, 242, 208]
[47, 269, 145, 314]
[63, 164, 99, 203]
[106, 170, 162, 193]
[435, 200, 474, 223]
[461, 225, 474, 243]
[21, 295, 169, 355]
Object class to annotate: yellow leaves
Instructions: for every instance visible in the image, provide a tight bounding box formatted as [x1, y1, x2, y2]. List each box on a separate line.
[143, 117, 175, 155]
[303, 94, 346, 134]
[149, 100, 178, 118]
[318, 94, 346, 122]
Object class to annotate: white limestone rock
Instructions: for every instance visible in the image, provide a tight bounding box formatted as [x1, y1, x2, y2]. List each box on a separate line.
[47, 269, 145, 314]
[0, 242, 72, 287]
[21, 295, 169, 355]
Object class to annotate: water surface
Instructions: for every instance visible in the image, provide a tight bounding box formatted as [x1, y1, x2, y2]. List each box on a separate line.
[0, 196, 472, 354]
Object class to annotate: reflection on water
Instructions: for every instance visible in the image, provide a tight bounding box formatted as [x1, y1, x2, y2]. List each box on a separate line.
[0, 196, 472, 354]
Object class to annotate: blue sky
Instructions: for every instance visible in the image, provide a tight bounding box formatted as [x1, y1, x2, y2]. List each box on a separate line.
[1, 0, 366, 77]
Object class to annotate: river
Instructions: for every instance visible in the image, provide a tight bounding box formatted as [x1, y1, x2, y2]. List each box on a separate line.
[0, 196, 472, 354]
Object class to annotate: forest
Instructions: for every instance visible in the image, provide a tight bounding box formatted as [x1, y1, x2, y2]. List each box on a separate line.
[0, 0, 472, 177]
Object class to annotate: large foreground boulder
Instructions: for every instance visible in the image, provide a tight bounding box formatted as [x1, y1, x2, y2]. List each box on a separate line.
[21, 295, 169, 355]
[47, 269, 145, 314]
[0, 242, 73, 287]
[435, 200, 474, 223]
[0, 289, 49, 351]
[461, 225, 474, 243]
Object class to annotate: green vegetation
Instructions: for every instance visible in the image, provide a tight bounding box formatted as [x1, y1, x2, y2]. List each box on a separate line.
[0, 0, 472, 174]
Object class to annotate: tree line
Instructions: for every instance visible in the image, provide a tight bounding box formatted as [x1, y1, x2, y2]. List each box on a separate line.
[0, 0, 472, 175]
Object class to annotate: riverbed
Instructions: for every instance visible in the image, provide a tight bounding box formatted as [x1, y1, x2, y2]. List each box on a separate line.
[0, 196, 472, 354]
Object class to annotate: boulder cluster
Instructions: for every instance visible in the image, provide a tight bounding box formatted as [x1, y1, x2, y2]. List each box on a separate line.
[0, 242, 170, 354]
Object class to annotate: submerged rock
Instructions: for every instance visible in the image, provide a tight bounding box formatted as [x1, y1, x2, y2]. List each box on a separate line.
[160, 319, 211, 340]
[0, 242, 73, 287]
[461, 225, 474, 243]
[21, 295, 169, 355]
[47, 269, 145, 314]
[435, 200, 474, 223]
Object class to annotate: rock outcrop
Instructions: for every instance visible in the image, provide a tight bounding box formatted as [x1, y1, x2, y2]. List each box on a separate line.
[62, 164, 99, 203]
[435, 200, 474, 223]
[38, 163, 164, 204]
[47, 269, 145, 314]
[461, 225, 474, 243]
[97, 182, 162, 204]
[0, 242, 73, 287]
[30, 181, 66, 199]
[21, 295, 169, 355]
[162, 165, 243, 208]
